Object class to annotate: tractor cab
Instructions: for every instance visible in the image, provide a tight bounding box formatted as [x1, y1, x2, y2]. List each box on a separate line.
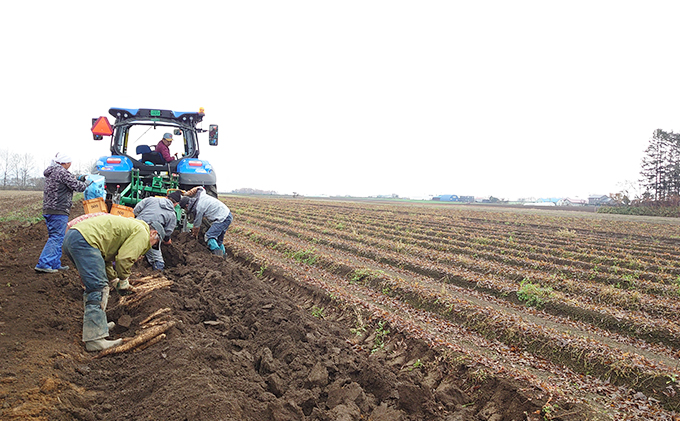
[91, 107, 219, 206]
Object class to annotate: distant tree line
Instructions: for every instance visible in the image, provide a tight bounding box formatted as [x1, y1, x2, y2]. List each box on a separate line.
[0, 149, 42, 190]
[602, 129, 680, 216]
[639, 129, 680, 204]
[231, 187, 278, 195]
[0, 149, 94, 191]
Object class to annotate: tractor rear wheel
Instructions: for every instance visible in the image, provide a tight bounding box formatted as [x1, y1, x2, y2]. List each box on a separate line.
[205, 185, 218, 198]
[180, 184, 218, 198]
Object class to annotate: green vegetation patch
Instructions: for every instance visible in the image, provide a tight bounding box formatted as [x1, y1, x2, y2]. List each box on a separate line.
[517, 279, 553, 308]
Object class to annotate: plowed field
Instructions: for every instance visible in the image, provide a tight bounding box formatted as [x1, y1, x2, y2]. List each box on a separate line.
[1, 191, 679, 420]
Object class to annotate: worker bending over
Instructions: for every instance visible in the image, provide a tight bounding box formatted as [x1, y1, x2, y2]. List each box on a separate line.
[134, 195, 177, 270]
[178, 186, 232, 256]
[63, 215, 162, 351]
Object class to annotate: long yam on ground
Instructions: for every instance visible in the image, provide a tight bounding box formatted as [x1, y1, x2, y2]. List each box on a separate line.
[95, 321, 176, 358]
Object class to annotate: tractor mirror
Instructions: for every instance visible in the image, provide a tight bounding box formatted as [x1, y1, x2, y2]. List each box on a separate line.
[208, 124, 218, 146]
[173, 129, 182, 136]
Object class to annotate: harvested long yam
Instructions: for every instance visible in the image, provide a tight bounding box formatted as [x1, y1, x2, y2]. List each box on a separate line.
[134, 333, 166, 352]
[132, 275, 165, 283]
[118, 282, 172, 308]
[140, 307, 171, 325]
[95, 321, 176, 358]
[141, 317, 171, 328]
[134, 280, 173, 292]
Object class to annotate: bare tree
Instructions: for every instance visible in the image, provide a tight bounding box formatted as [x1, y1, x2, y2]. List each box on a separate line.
[0, 149, 9, 189]
[17, 153, 35, 189]
[73, 159, 97, 175]
[6, 152, 20, 189]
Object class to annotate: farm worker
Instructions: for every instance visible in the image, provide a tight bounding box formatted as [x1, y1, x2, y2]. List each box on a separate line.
[34, 152, 90, 274]
[155, 132, 177, 163]
[133, 195, 177, 271]
[179, 186, 232, 256]
[63, 214, 162, 351]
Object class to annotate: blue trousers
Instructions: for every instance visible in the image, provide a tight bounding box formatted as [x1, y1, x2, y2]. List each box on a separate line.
[145, 247, 164, 270]
[204, 212, 233, 247]
[36, 214, 69, 270]
[63, 229, 110, 342]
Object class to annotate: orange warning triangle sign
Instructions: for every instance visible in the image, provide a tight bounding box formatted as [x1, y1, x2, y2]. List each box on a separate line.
[91, 116, 113, 136]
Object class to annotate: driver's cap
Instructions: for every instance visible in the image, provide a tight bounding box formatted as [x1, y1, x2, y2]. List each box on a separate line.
[163, 133, 173, 141]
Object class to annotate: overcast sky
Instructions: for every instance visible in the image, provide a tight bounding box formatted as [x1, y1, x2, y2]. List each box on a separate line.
[2, 1, 679, 200]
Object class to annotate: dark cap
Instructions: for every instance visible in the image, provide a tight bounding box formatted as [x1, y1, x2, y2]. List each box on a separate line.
[179, 196, 191, 209]
[167, 190, 182, 204]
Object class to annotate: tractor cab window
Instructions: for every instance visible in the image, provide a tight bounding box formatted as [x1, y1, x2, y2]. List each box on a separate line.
[113, 125, 188, 161]
[111, 122, 199, 161]
[129, 126, 184, 158]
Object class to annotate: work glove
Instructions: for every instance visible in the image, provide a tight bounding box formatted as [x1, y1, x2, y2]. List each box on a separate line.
[191, 226, 200, 238]
[110, 277, 131, 293]
[77, 174, 87, 182]
[117, 278, 130, 290]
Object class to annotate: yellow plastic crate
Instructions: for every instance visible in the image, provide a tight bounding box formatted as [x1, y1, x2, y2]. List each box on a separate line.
[83, 197, 107, 214]
[110, 203, 135, 218]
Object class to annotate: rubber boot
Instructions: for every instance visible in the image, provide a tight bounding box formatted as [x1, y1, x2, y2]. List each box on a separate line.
[85, 338, 123, 352]
[101, 285, 110, 312]
[208, 238, 223, 256]
[207, 238, 219, 251]
[102, 286, 113, 330]
[83, 290, 114, 347]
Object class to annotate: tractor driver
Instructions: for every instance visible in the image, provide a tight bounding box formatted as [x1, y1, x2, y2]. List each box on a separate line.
[156, 133, 178, 163]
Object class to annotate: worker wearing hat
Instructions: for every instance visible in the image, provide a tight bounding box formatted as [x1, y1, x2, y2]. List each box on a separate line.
[156, 133, 178, 163]
[63, 215, 161, 351]
[35, 152, 90, 273]
[134, 194, 177, 270]
[178, 186, 232, 256]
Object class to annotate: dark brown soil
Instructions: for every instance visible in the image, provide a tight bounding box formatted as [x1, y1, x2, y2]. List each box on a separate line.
[0, 197, 587, 420]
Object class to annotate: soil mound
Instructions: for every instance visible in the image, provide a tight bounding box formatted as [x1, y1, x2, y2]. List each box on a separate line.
[0, 206, 549, 420]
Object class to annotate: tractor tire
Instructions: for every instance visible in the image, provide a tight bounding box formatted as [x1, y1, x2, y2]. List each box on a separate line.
[205, 185, 218, 198]
[180, 185, 218, 199]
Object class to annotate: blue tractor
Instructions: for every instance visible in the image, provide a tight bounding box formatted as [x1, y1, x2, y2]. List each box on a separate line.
[91, 107, 219, 207]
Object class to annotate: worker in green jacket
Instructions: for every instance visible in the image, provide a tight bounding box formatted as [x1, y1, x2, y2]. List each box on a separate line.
[63, 215, 162, 352]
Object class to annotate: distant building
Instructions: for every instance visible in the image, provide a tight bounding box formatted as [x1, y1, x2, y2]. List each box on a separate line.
[459, 196, 474, 203]
[438, 194, 459, 202]
[588, 195, 612, 205]
[558, 198, 587, 206]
